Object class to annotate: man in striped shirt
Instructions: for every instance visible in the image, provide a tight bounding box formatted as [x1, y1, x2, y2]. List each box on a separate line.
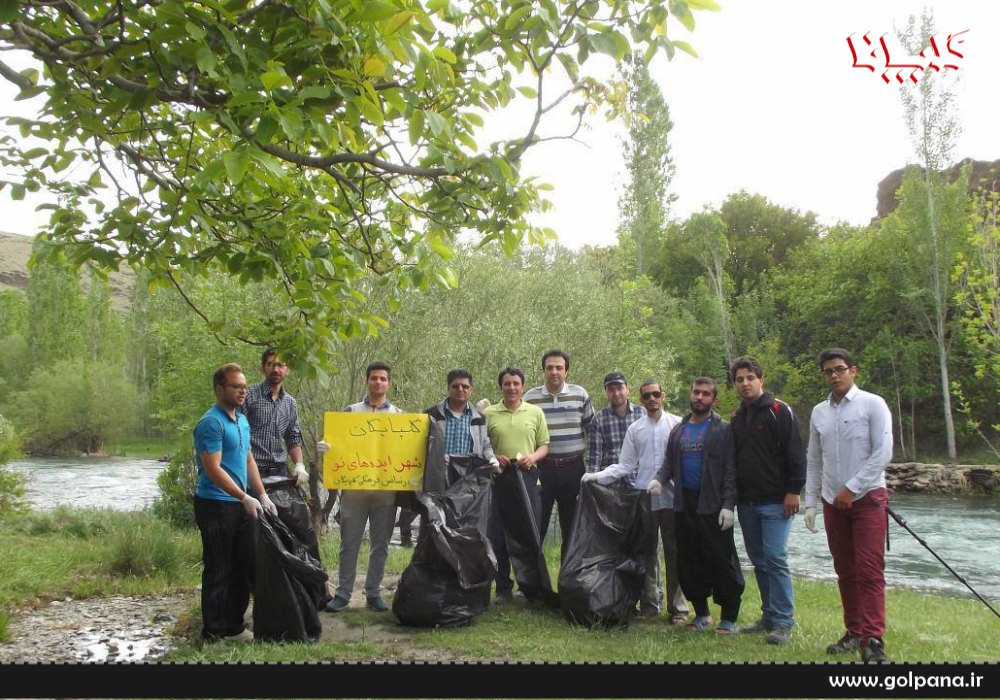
[524, 349, 594, 560]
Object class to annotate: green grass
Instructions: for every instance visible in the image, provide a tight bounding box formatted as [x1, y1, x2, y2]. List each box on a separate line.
[105, 437, 180, 460]
[3, 507, 998, 664]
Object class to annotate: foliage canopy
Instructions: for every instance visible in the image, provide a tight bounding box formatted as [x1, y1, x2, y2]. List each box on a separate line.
[0, 0, 715, 372]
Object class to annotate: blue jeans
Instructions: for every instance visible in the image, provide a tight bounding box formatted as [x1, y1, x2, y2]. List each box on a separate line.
[738, 502, 794, 629]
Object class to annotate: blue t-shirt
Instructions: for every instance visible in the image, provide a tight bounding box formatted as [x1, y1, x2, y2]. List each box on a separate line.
[680, 420, 710, 491]
[194, 404, 250, 501]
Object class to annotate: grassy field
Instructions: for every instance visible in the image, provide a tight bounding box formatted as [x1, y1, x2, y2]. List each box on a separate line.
[1, 507, 998, 665]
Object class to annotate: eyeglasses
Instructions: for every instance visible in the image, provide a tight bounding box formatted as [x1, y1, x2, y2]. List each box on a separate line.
[264, 361, 286, 370]
[226, 383, 249, 392]
[641, 391, 663, 400]
[820, 366, 851, 378]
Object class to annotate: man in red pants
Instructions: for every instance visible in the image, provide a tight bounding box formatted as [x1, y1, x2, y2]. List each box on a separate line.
[804, 348, 893, 664]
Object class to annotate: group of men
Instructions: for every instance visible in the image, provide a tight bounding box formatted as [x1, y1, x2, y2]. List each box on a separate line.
[192, 345, 893, 664]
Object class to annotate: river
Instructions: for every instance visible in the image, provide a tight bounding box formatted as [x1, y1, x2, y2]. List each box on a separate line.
[8, 456, 1000, 602]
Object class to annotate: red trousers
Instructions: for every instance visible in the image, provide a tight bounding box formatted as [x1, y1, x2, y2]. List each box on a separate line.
[823, 488, 888, 645]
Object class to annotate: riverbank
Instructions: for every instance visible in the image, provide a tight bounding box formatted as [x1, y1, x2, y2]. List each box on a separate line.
[887, 462, 1000, 494]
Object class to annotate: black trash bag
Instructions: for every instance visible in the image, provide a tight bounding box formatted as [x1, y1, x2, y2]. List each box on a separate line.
[392, 452, 497, 627]
[253, 509, 328, 643]
[492, 464, 559, 608]
[262, 475, 321, 563]
[558, 479, 657, 628]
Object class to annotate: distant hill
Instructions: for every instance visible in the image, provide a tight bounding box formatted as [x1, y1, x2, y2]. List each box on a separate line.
[875, 158, 1000, 221]
[0, 231, 134, 310]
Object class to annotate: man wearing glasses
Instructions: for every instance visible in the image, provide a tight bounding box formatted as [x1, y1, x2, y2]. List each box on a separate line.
[420, 369, 501, 542]
[804, 348, 893, 664]
[193, 363, 276, 642]
[582, 380, 688, 622]
[730, 356, 806, 645]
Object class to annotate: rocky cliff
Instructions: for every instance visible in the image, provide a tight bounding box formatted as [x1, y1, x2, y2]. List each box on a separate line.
[875, 158, 1000, 221]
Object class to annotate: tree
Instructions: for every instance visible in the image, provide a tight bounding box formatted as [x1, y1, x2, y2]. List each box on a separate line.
[0, 0, 715, 373]
[895, 10, 965, 461]
[677, 211, 732, 371]
[616, 52, 675, 277]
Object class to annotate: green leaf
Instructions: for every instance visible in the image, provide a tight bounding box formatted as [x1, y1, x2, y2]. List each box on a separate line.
[670, 2, 696, 31]
[385, 10, 413, 35]
[196, 46, 217, 73]
[15, 86, 46, 101]
[357, 95, 384, 126]
[424, 110, 447, 137]
[223, 149, 250, 184]
[504, 5, 531, 30]
[353, 1, 397, 21]
[278, 109, 304, 140]
[516, 86, 537, 98]
[408, 110, 425, 145]
[685, 0, 721, 10]
[0, 0, 20, 22]
[10, 183, 25, 200]
[672, 40, 698, 58]
[363, 56, 386, 77]
[433, 47, 457, 64]
[261, 70, 291, 90]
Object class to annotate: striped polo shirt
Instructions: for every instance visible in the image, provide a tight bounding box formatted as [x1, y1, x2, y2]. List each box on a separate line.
[524, 382, 594, 457]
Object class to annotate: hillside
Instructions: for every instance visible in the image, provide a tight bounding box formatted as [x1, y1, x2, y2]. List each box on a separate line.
[0, 231, 134, 310]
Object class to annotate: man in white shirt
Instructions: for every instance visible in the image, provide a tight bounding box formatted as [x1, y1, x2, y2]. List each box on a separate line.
[582, 379, 689, 621]
[804, 348, 893, 664]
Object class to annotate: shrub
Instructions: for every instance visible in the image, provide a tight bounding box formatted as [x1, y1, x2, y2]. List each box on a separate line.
[152, 441, 197, 529]
[0, 415, 27, 515]
[106, 514, 183, 580]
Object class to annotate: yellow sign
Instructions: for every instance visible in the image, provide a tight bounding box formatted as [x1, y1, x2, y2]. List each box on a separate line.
[322, 412, 429, 491]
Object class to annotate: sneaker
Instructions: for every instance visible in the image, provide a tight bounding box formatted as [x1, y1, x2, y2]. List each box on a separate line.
[861, 638, 890, 664]
[741, 618, 770, 634]
[767, 627, 793, 645]
[635, 607, 660, 620]
[324, 594, 350, 612]
[366, 595, 389, 612]
[826, 631, 861, 654]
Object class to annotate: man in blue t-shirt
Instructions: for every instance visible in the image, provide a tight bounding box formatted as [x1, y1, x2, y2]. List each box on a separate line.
[649, 377, 744, 634]
[193, 362, 276, 643]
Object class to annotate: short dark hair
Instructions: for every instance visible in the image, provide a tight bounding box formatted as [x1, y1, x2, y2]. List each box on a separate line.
[730, 355, 763, 383]
[447, 369, 473, 386]
[692, 376, 718, 397]
[638, 379, 661, 394]
[817, 347, 855, 368]
[497, 366, 525, 387]
[261, 347, 279, 367]
[541, 349, 570, 372]
[213, 363, 243, 387]
[366, 361, 392, 380]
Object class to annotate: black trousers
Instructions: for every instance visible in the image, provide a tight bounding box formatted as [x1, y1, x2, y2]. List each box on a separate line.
[676, 489, 745, 622]
[488, 467, 542, 594]
[538, 456, 584, 561]
[194, 496, 256, 640]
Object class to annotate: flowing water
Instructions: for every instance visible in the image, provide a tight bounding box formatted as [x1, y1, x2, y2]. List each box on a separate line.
[10, 457, 1000, 602]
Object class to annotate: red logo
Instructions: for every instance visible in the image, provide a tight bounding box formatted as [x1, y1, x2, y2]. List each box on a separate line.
[848, 30, 967, 84]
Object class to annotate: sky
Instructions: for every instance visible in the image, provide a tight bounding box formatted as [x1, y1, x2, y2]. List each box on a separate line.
[519, 0, 1000, 248]
[1, 1, 998, 250]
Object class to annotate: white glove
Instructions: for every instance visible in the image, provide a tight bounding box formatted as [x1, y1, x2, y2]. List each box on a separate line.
[804, 506, 819, 533]
[718, 508, 735, 531]
[581, 471, 599, 483]
[488, 457, 501, 476]
[241, 493, 263, 519]
[293, 463, 309, 487]
[259, 493, 278, 517]
[647, 479, 662, 496]
[316, 440, 330, 454]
